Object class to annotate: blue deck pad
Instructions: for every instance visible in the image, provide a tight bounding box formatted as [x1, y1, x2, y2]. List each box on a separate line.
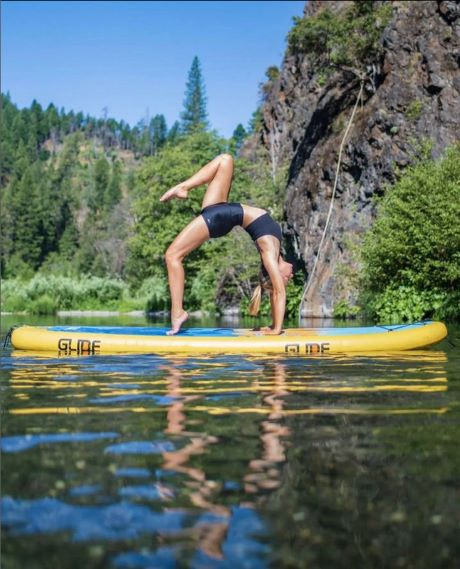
[47, 326, 239, 337]
[47, 322, 432, 338]
[316, 322, 432, 336]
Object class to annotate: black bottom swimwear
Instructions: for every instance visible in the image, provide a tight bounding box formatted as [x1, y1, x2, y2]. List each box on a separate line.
[201, 202, 244, 238]
[201, 203, 282, 243]
[244, 213, 282, 243]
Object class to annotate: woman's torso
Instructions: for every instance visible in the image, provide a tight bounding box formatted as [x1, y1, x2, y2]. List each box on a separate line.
[200, 202, 281, 243]
[240, 204, 266, 228]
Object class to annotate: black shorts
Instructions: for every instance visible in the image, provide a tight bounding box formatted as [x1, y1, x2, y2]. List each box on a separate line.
[244, 213, 282, 243]
[201, 202, 244, 238]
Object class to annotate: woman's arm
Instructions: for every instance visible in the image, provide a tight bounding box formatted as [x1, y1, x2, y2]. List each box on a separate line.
[259, 253, 286, 335]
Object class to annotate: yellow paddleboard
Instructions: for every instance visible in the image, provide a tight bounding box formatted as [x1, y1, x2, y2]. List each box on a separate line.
[9, 321, 448, 355]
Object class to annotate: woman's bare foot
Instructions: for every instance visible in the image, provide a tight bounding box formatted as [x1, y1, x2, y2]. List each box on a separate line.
[159, 184, 188, 202]
[167, 311, 189, 335]
[260, 328, 283, 336]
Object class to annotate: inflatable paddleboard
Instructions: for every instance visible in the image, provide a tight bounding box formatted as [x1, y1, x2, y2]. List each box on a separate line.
[9, 321, 447, 355]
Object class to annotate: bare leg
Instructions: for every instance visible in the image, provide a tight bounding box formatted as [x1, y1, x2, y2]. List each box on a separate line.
[162, 155, 235, 334]
[160, 153, 234, 207]
[200, 153, 234, 208]
[164, 216, 210, 334]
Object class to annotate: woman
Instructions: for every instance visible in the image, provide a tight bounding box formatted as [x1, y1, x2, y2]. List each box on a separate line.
[160, 153, 293, 335]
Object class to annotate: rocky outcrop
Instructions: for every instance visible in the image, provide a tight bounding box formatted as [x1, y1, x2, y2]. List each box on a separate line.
[243, 0, 460, 317]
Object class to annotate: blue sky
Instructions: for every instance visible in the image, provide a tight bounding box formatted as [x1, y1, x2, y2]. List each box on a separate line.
[2, 0, 305, 138]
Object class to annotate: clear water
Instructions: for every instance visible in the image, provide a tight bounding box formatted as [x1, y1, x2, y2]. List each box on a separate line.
[1, 314, 459, 568]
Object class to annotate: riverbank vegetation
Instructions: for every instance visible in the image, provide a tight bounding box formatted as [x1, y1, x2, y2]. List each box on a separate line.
[1, 275, 140, 315]
[360, 144, 460, 322]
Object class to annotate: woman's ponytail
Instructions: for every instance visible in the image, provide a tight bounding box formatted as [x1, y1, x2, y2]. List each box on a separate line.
[248, 284, 262, 316]
[248, 265, 273, 316]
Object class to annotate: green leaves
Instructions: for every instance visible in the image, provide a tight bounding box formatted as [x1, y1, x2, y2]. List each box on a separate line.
[361, 144, 460, 322]
[288, 1, 393, 74]
[369, 285, 447, 323]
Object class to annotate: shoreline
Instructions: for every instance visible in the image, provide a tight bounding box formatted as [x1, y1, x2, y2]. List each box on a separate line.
[57, 310, 148, 317]
[0, 309, 214, 318]
[1, 310, 148, 317]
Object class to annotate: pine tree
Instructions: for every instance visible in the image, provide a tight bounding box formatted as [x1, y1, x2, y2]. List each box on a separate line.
[105, 160, 123, 208]
[92, 156, 110, 212]
[45, 103, 60, 152]
[58, 218, 79, 261]
[230, 124, 247, 155]
[30, 100, 47, 142]
[167, 121, 181, 144]
[180, 56, 208, 133]
[10, 163, 46, 271]
[0, 95, 16, 185]
[150, 114, 167, 154]
[248, 108, 262, 134]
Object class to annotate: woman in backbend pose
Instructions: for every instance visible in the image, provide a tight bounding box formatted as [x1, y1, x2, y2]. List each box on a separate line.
[160, 153, 293, 335]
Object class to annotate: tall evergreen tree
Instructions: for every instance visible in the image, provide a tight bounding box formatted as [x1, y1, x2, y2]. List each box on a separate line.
[92, 156, 110, 211]
[9, 162, 46, 271]
[150, 114, 167, 154]
[167, 121, 181, 144]
[180, 56, 208, 133]
[105, 160, 123, 208]
[0, 95, 16, 184]
[229, 124, 247, 155]
[248, 108, 262, 134]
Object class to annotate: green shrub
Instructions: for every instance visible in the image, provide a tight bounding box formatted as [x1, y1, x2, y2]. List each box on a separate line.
[288, 1, 393, 72]
[265, 66, 280, 81]
[405, 100, 423, 121]
[333, 300, 361, 319]
[1, 287, 28, 312]
[137, 276, 168, 313]
[189, 264, 220, 314]
[29, 294, 57, 315]
[0, 275, 129, 313]
[369, 285, 446, 323]
[285, 273, 306, 318]
[360, 144, 460, 322]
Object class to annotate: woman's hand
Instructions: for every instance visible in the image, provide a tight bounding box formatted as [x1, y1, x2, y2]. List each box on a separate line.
[159, 184, 188, 202]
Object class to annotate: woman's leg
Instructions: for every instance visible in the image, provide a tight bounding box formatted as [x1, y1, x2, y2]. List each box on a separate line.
[164, 216, 210, 334]
[162, 154, 234, 334]
[200, 153, 234, 208]
[160, 154, 234, 207]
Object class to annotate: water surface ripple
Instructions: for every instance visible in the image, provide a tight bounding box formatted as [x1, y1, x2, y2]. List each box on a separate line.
[1, 333, 459, 568]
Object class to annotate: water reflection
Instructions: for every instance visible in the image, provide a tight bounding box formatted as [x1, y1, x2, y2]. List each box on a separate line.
[1, 347, 457, 568]
[2, 353, 295, 567]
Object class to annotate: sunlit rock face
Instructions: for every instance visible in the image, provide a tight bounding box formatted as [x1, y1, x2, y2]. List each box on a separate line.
[242, 0, 460, 316]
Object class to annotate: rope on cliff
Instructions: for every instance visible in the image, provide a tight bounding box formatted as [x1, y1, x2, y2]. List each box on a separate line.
[298, 77, 365, 323]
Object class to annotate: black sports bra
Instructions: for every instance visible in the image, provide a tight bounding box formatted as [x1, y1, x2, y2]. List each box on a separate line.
[244, 212, 282, 242]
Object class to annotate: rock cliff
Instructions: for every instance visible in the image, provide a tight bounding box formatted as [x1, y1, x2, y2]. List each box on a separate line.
[243, 0, 460, 317]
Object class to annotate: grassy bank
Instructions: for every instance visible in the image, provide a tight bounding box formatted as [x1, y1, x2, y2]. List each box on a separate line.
[0, 275, 159, 315]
